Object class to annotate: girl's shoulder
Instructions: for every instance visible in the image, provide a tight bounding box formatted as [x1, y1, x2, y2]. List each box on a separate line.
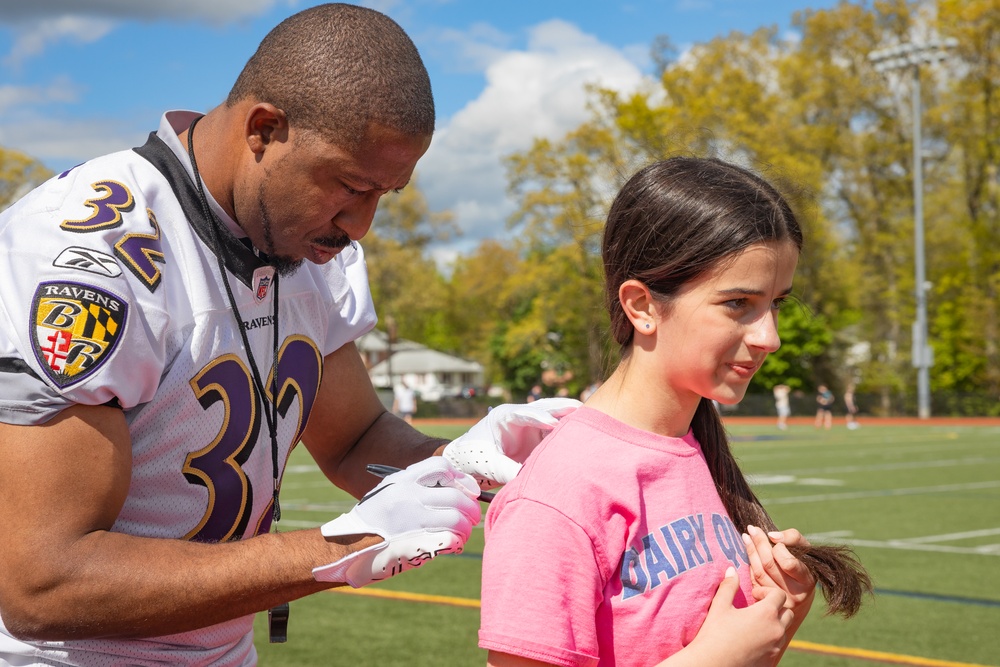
[504, 406, 697, 509]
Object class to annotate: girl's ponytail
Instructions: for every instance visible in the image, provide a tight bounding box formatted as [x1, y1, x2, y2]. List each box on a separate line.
[691, 398, 873, 617]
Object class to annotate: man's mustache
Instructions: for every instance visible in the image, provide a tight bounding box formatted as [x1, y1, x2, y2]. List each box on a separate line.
[312, 234, 351, 251]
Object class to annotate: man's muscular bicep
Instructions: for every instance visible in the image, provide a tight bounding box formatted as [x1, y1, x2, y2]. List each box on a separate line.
[300, 342, 387, 489]
[0, 405, 131, 606]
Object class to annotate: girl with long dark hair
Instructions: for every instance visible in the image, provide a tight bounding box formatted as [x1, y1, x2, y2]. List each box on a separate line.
[479, 157, 871, 667]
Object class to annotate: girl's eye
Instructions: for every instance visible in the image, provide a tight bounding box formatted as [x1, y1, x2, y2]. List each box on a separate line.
[772, 297, 789, 310]
[724, 298, 747, 310]
[344, 185, 361, 196]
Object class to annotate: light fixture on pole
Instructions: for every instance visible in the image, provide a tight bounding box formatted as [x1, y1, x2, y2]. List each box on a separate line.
[868, 37, 957, 419]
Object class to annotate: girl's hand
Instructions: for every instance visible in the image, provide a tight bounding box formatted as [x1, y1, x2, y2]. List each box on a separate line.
[664, 566, 791, 667]
[743, 525, 816, 617]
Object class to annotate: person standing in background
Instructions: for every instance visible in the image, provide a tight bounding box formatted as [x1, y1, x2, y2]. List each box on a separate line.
[773, 384, 791, 430]
[815, 385, 834, 430]
[392, 380, 417, 424]
[844, 383, 860, 430]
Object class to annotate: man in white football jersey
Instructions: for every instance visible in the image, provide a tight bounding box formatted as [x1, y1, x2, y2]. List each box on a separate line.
[0, 4, 577, 665]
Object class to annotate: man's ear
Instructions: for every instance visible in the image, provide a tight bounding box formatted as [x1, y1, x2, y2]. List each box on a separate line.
[619, 279, 658, 335]
[245, 103, 289, 155]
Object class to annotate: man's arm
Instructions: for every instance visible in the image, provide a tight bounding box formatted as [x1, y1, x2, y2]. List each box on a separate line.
[0, 403, 377, 641]
[300, 341, 446, 498]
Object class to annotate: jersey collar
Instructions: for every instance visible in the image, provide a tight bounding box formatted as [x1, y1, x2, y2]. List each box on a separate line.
[134, 132, 265, 289]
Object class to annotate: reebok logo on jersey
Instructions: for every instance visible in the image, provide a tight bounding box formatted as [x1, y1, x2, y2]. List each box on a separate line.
[30, 281, 127, 388]
[53, 246, 123, 278]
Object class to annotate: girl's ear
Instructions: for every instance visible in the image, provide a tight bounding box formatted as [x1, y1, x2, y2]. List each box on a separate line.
[619, 279, 657, 335]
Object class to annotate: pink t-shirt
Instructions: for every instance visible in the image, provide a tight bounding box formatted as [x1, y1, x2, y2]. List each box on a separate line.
[479, 407, 754, 667]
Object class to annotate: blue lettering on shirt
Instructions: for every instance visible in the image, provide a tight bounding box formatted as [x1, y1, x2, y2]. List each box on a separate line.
[621, 546, 648, 600]
[713, 513, 742, 568]
[619, 512, 743, 601]
[642, 534, 678, 589]
[671, 516, 707, 569]
[659, 524, 686, 575]
[713, 514, 750, 568]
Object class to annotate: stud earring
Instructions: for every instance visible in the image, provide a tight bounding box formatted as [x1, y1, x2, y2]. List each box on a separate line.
[645, 323, 651, 329]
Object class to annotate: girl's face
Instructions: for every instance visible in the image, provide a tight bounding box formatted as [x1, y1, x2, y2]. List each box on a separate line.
[649, 240, 799, 407]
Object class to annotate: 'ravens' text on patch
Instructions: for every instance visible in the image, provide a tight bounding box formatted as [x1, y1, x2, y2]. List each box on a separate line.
[30, 281, 127, 388]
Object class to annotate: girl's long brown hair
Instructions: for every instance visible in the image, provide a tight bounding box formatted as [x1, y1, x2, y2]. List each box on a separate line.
[604, 158, 872, 617]
[692, 399, 871, 616]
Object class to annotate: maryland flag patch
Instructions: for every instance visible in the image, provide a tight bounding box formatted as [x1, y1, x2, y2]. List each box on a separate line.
[30, 281, 127, 388]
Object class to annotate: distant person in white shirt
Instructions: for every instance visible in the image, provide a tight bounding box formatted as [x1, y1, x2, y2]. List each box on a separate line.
[393, 380, 417, 423]
[773, 384, 791, 430]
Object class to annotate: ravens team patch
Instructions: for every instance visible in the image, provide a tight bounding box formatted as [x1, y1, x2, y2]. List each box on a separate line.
[30, 281, 127, 388]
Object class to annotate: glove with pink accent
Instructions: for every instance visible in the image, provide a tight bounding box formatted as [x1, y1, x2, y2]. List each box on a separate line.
[442, 397, 582, 489]
[312, 457, 481, 588]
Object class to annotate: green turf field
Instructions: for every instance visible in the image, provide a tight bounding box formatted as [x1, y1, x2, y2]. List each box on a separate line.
[254, 422, 1000, 666]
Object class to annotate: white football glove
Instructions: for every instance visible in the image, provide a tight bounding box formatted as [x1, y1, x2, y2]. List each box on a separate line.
[312, 457, 481, 588]
[442, 397, 581, 489]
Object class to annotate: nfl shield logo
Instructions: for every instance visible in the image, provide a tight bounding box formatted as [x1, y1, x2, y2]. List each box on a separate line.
[252, 266, 275, 302]
[256, 275, 271, 301]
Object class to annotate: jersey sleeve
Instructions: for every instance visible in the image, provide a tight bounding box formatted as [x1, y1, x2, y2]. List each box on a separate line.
[0, 162, 171, 425]
[318, 241, 377, 354]
[479, 498, 603, 667]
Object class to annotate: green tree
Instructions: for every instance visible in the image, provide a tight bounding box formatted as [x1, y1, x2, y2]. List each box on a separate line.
[445, 239, 522, 379]
[1, 147, 51, 210]
[501, 124, 620, 393]
[753, 301, 834, 391]
[937, 0, 1000, 397]
[400, 0, 995, 413]
[364, 176, 456, 349]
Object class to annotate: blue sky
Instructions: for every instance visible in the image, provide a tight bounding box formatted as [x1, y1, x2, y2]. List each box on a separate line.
[0, 0, 843, 262]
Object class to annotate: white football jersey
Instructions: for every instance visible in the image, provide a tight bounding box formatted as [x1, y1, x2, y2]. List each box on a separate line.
[0, 112, 377, 665]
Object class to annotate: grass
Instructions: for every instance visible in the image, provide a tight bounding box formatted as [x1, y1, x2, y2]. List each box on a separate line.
[254, 421, 1000, 666]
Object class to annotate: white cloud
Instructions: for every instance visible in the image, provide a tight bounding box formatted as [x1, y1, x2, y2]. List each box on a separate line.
[0, 1, 288, 67]
[0, 77, 80, 111]
[3, 16, 114, 67]
[0, 75, 138, 167]
[418, 19, 648, 260]
[0, 114, 145, 169]
[0, 0, 283, 24]
[432, 21, 511, 73]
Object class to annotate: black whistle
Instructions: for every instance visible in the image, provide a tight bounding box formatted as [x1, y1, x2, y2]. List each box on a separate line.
[268, 602, 289, 643]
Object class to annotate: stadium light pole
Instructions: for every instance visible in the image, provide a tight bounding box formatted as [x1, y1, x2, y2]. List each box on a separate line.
[868, 37, 957, 419]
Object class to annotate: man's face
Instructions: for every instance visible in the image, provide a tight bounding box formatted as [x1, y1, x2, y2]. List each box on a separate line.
[236, 123, 431, 275]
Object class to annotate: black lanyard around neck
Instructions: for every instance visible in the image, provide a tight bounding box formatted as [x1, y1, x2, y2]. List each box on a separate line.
[186, 116, 283, 525]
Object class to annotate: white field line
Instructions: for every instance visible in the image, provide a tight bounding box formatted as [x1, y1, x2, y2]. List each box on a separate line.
[773, 456, 1000, 477]
[277, 480, 339, 491]
[806, 528, 1000, 556]
[821, 538, 1000, 556]
[744, 432, 978, 456]
[736, 439, 988, 463]
[899, 527, 1000, 544]
[285, 465, 321, 474]
[764, 479, 1000, 504]
[747, 474, 844, 486]
[278, 501, 357, 513]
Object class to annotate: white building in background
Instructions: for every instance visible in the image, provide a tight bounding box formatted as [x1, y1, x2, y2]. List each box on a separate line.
[356, 329, 485, 402]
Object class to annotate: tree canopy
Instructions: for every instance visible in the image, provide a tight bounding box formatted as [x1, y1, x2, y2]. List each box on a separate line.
[5, 0, 997, 414]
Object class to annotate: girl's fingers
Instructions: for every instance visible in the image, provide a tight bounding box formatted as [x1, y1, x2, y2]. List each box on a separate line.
[767, 527, 810, 547]
[770, 542, 816, 586]
[742, 530, 769, 586]
[746, 525, 784, 585]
